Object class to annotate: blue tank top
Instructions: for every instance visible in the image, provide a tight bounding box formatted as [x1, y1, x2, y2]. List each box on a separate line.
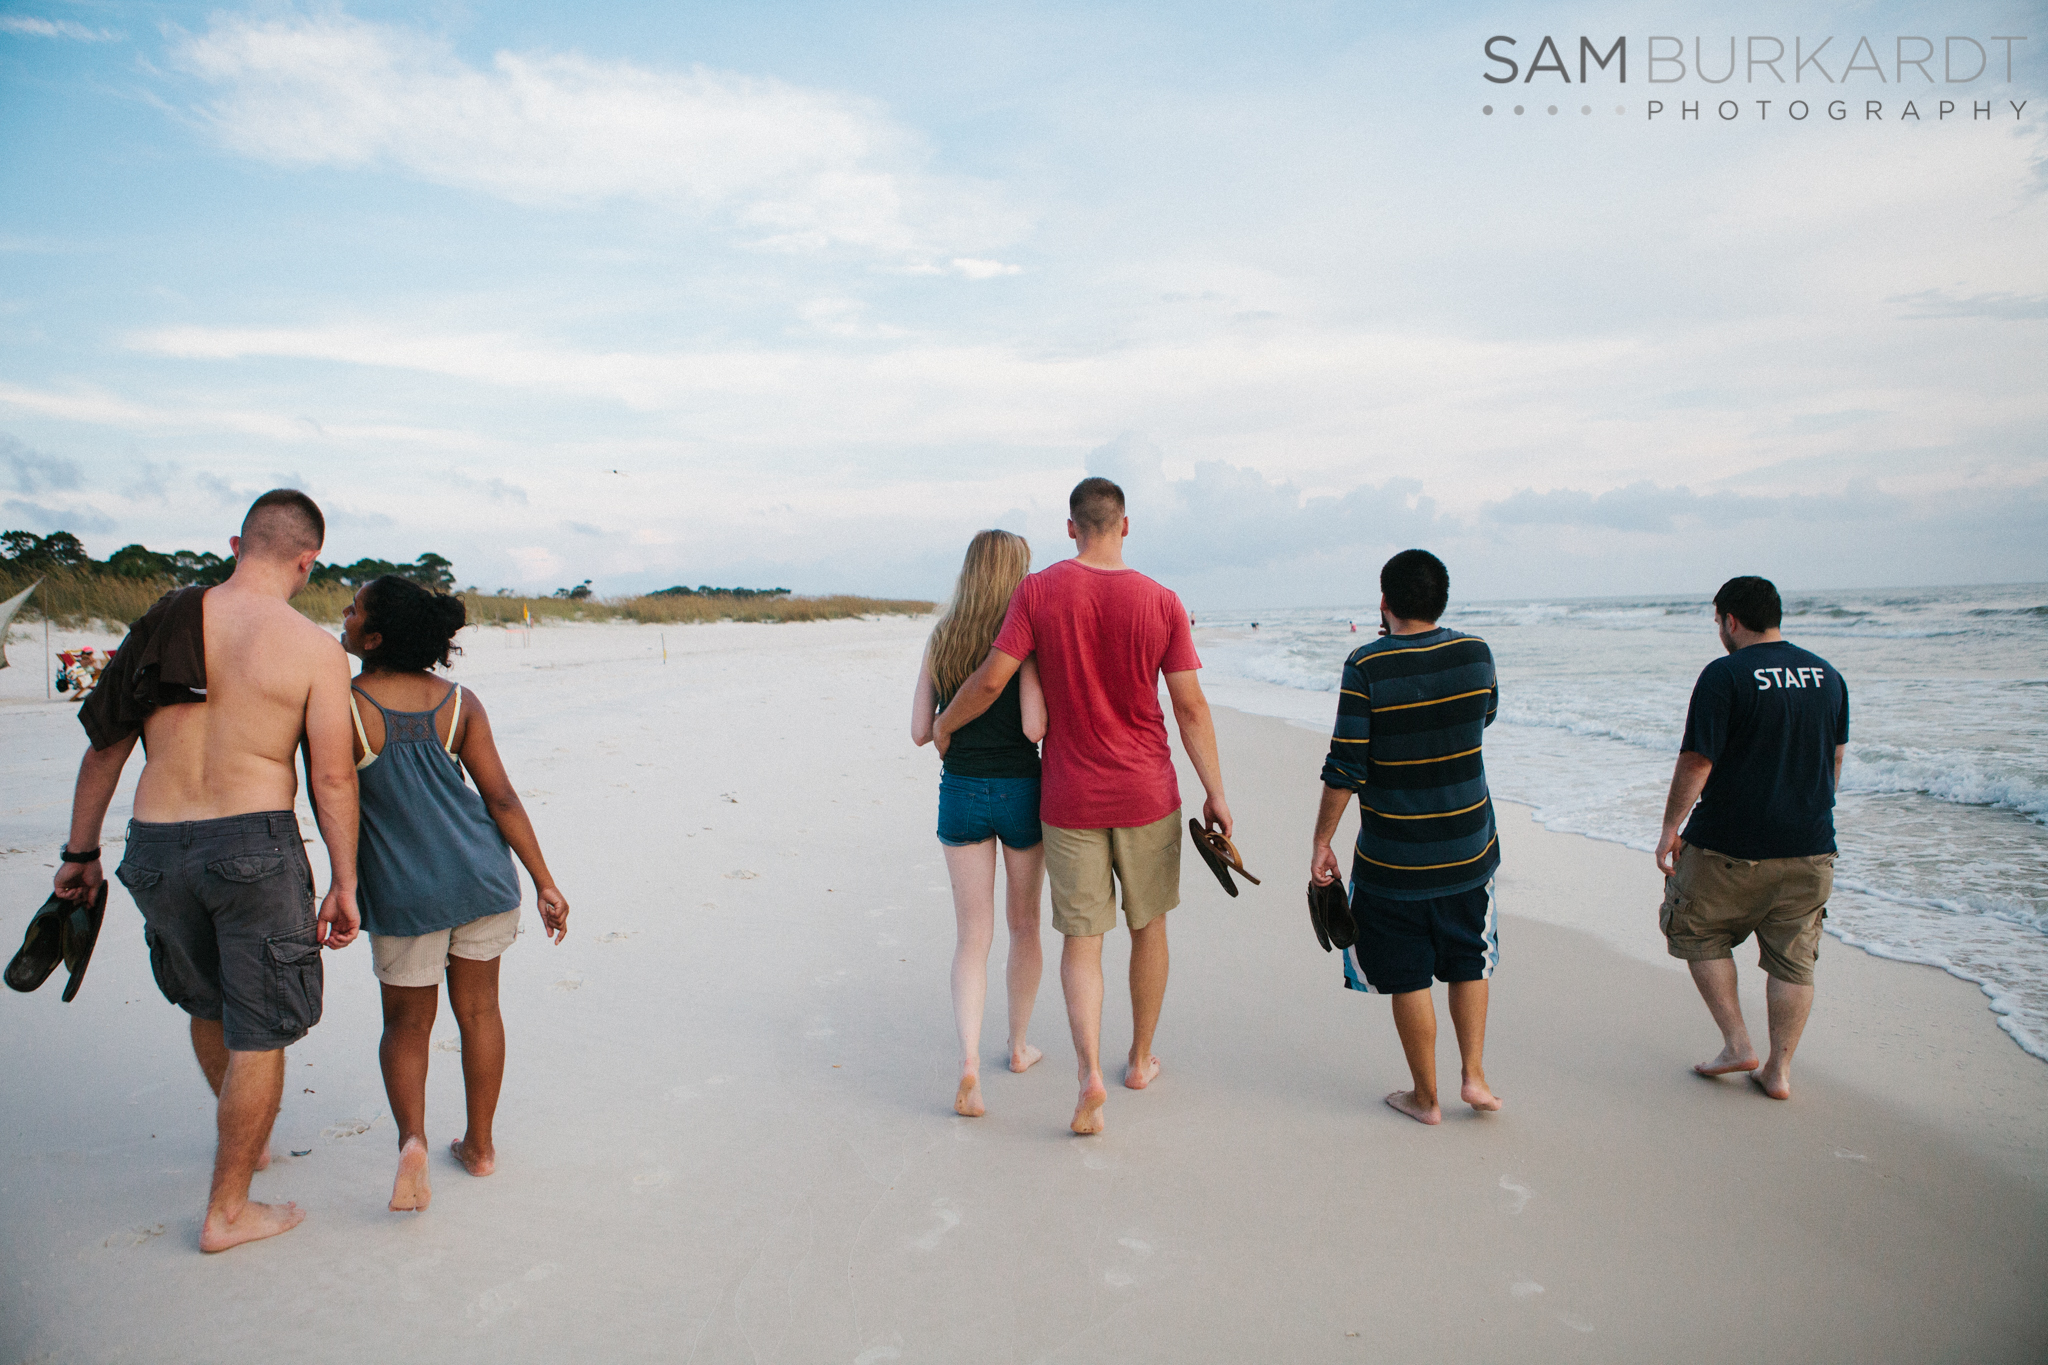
[350, 684, 522, 937]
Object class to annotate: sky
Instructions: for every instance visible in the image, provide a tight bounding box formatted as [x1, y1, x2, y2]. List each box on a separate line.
[1, 0, 2044, 606]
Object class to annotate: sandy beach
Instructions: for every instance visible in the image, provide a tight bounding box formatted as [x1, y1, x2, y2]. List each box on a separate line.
[2, 615, 2043, 1364]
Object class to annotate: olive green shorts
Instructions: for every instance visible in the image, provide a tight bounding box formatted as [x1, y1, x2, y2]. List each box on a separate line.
[1042, 809, 1182, 938]
[1660, 843, 1835, 986]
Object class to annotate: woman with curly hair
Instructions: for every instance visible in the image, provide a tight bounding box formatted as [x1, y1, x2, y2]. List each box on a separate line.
[341, 576, 568, 1212]
[912, 530, 1047, 1117]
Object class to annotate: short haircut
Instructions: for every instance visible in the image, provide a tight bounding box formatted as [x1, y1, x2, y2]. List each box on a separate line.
[239, 489, 325, 560]
[1069, 476, 1127, 535]
[360, 576, 467, 672]
[1381, 549, 1449, 623]
[1713, 575, 1782, 633]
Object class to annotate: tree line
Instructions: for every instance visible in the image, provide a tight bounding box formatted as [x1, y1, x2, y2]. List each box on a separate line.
[1, 530, 456, 592]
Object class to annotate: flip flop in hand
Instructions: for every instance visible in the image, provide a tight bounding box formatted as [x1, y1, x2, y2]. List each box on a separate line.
[1190, 821, 1260, 898]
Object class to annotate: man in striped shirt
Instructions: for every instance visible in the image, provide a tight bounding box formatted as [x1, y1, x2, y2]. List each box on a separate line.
[1310, 550, 1503, 1125]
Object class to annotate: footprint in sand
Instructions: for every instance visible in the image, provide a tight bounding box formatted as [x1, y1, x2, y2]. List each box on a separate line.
[910, 1199, 961, 1251]
[323, 1118, 373, 1140]
[805, 1026, 835, 1038]
[633, 1168, 671, 1189]
[1556, 1311, 1596, 1333]
[1083, 1153, 1113, 1171]
[433, 1037, 462, 1054]
[854, 1349, 902, 1365]
[597, 931, 637, 943]
[1498, 1175, 1534, 1214]
[102, 1223, 165, 1248]
[1833, 1149, 1868, 1161]
[553, 973, 584, 992]
[668, 1086, 700, 1103]
[1510, 1281, 1544, 1300]
[725, 869, 759, 880]
[1104, 1235, 1153, 1286]
[466, 1263, 558, 1328]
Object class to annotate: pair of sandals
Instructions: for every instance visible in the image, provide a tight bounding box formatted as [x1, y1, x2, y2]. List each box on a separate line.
[5, 883, 108, 1003]
[1186, 820, 1357, 954]
[1189, 820, 1261, 897]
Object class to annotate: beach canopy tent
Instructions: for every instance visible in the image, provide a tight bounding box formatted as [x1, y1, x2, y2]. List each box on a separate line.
[0, 578, 38, 669]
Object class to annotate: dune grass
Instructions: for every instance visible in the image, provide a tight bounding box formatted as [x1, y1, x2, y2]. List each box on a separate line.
[0, 567, 931, 632]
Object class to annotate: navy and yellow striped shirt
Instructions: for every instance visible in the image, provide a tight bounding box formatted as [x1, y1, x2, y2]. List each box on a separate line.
[1320, 628, 1500, 899]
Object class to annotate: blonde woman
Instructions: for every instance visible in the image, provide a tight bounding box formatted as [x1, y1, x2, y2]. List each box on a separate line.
[912, 530, 1048, 1117]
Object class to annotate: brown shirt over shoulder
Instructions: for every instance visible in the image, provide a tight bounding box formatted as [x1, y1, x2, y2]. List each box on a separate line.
[79, 586, 208, 751]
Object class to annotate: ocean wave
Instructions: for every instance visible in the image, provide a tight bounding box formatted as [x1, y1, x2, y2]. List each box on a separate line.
[1841, 751, 2048, 823]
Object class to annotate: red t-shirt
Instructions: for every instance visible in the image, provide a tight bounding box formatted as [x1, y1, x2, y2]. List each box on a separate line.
[991, 559, 1202, 829]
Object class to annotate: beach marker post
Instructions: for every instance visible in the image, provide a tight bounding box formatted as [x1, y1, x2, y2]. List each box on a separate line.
[662, 633, 667, 664]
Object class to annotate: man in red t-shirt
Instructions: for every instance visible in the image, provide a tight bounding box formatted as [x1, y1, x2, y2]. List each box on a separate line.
[935, 477, 1233, 1135]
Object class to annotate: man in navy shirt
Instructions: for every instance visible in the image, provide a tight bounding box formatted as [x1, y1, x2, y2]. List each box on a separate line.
[1656, 576, 1848, 1101]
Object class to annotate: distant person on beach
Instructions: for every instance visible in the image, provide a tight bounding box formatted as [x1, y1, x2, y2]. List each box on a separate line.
[911, 531, 1049, 1118]
[934, 477, 1231, 1135]
[56, 489, 360, 1251]
[341, 577, 569, 1211]
[1656, 576, 1847, 1101]
[1310, 550, 1503, 1125]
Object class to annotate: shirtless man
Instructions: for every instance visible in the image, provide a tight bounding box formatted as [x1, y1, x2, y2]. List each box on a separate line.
[54, 489, 360, 1252]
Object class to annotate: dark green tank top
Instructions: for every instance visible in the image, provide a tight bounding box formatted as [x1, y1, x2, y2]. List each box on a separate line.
[941, 669, 1041, 779]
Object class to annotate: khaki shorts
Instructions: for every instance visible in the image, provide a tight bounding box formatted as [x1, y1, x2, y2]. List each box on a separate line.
[370, 908, 521, 988]
[1042, 809, 1181, 938]
[1660, 843, 1834, 986]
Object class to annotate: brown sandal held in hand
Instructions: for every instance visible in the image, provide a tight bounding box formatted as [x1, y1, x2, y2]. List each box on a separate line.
[1189, 821, 1261, 897]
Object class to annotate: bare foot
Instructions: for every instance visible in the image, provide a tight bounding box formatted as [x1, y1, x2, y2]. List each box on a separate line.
[1385, 1090, 1442, 1125]
[954, 1074, 986, 1118]
[389, 1137, 432, 1212]
[199, 1199, 305, 1252]
[450, 1136, 496, 1177]
[1694, 1044, 1761, 1077]
[255, 1148, 272, 1172]
[1071, 1079, 1108, 1135]
[1009, 1043, 1043, 1074]
[1124, 1055, 1160, 1091]
[1461, 1076, 1502, 1112]
[1750, 1070, 1791, 1101]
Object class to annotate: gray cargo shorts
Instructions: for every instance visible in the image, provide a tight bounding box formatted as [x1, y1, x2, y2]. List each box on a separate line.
[115, 811, 323, 1052]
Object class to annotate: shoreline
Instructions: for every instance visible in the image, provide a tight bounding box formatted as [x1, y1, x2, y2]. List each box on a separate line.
[2, 616, 2043, 1361]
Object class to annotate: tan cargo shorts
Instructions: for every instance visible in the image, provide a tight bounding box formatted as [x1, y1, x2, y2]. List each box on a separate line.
[1660, 843, 1835, 986]
[371, 908, 521, 988]
[1042, 808, 1182, 938]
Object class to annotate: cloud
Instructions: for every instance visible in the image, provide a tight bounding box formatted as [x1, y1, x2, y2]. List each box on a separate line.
[441, 467, 528, 504]
[1481, 480, 1903, 534]
[1085, 432, 1447, 575]
[2, 498, 115, 534]
[1, 433, 83, 494]
[0, 16, 120, 42]
[171, 12, 1017, 256]
[1890, 289, 2048, 322]
[505, 546, 562, 584]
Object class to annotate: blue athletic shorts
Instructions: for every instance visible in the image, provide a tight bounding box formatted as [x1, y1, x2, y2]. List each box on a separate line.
[936, 774, 1043, 849]
[1342, 879, 1498, 995]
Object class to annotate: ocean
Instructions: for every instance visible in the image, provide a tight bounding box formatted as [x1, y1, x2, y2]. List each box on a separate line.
[1191, 584, 2048, 1062]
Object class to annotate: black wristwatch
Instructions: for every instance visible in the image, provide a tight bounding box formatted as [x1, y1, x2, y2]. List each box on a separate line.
[61, 847, 101, 863]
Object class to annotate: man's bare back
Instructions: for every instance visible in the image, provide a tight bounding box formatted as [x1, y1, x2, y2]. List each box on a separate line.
[134, 585, 355, 824]
[56, 490, 361, 1254]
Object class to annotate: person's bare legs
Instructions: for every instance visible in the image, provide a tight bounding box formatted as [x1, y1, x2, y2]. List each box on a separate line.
[1124, 915, 1167, 1089]
[378, 981, 437, 1209]
[1686, 958, 1761, 1076]
[1753, 976, 1814, 1100]
[1062, 932, 1108, 1133]
[1447, 979, 1500, 1111]
[198, 1047, 303, 1251]
[447, 955, 506, 1173]
[190, 1018, 270, 1170]
[943, 839, 998, 1115]
[1385, 988, 1442, 1124]
[1001, 842, 1045, 1073]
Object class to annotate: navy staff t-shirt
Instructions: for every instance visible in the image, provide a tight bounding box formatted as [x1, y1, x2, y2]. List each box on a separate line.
[1679, 640, 1850, 861]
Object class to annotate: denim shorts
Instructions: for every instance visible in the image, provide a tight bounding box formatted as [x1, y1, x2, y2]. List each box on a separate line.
[115, 810, 322, 1052]
[936, 774, 1043, 849]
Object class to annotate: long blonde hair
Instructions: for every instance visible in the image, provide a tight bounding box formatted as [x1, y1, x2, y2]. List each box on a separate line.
[928, 530, 1032, 700]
